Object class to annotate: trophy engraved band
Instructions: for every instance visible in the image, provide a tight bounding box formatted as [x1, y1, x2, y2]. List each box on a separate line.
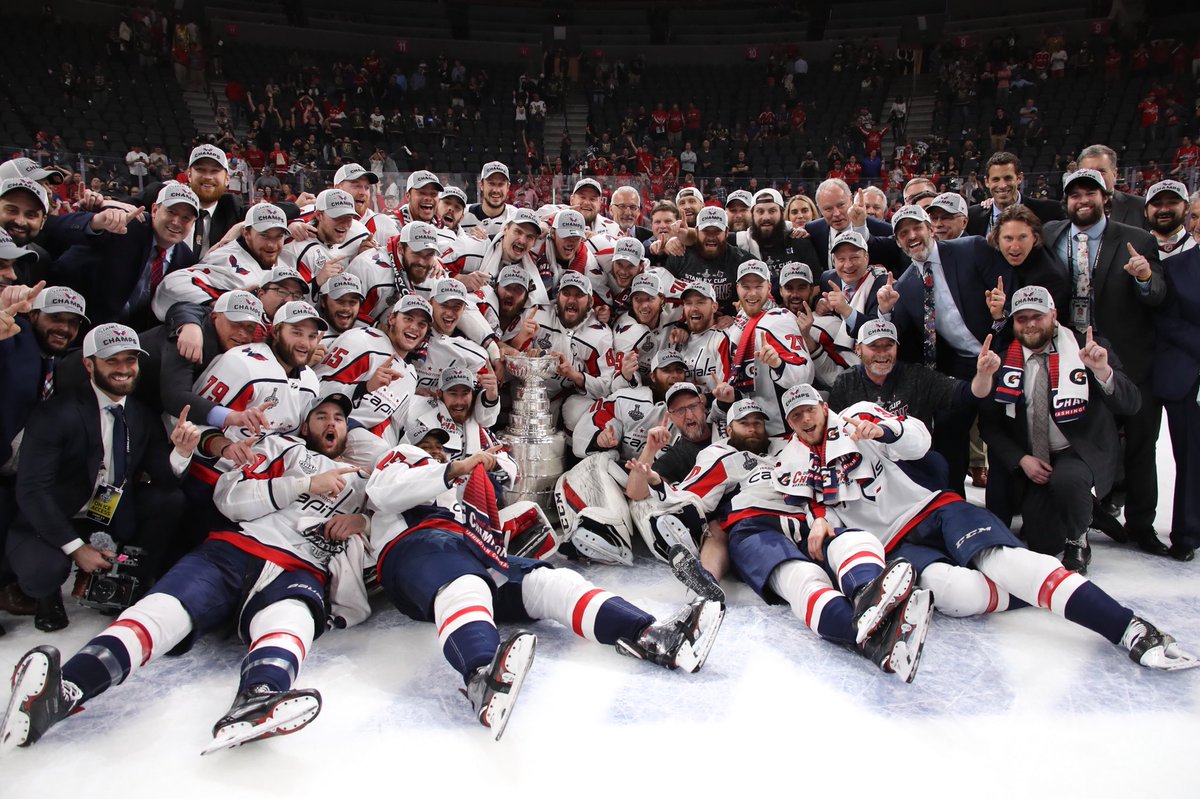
[499, 354, 567, 522]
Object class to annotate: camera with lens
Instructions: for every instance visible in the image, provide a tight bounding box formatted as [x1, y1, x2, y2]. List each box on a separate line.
[72, 533, 149, 612]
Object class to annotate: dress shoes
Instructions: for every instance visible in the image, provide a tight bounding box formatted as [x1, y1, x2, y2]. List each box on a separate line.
[34, 592, 68, 633]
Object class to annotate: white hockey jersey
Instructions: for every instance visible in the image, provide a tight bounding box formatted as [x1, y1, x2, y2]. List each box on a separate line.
[282, 220, 371, 298]
[361, 207, 401, 247]
[404, 396, 510, 462]
[193, 342, 320, 440]
[473, 284, 538, 344]
[412, 333, 491, 394]
[571, 386, 669, 461]
[313, 326, 416, 443]
[461, 203, 516, 238]
[523, 305, 615, 403]
[677, 327, 733, 393]
[442, 235, 550, 308]
[151, 238, 281, 321]
[669, 438, 799, 530]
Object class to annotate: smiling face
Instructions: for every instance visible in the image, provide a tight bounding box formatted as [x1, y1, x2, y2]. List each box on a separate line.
[211, 313, 258, 351]
[337, 176, 374, 212]
[570, 186, 602, 224]
[1147, 193, 1187, 236]
[676, 195, 702, 225]
[300, 401, 349, 459]
[431, 298, 465, 335]
[736, 274, 770, 316]
[831, 244, 869, 285]
[437, 197, 465, 229]
[1065, 184, 1105, 229]
[271, 319, 321, 370]
[407, 184, 439, 222]
[816, 184, 853, 231]
[315, 209, 353, 244]
[479, 175, 510, 212]
[321, 293, 361, 333]
[31, 310, 82, 354]
[857, 338, 897, 381]
[895, 219, 934, 263]
[727, 414, 768, 454]
[786, 403, 827, 446]
[682, 293, 716, 333]
[440, 384, 474, 424]
[86, 351, 139, 398]
[556, 286, 590, 328]
[610, 188, 641, 229]
[611, 257, 641, 289]
[630, 291, 663, 325]
[928, 207, 967, 241]
[244, 227, 286, 267]
[986, 163, 1022, 209]
[503, 223, 539, 262]
[387, 308, 430, 354]
[1013, 308, 1056, 351]
[402, 244, 438, 284]
[152, 202, 198, 247]
[188, 161, 228, 204]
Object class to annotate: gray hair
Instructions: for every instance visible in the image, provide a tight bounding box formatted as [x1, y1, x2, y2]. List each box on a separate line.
[815, 178, 852, 202]
[1191, 191, 1200, 204]
[612, 185, 641, 203]
[862, 185, 887, 203]
[1078, 144, 1118, 168]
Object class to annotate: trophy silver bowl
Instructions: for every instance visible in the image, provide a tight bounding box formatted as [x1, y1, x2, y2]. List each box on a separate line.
[500, 353, 567, 521]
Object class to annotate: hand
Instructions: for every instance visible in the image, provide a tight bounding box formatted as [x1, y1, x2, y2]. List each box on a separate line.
[89, 205, 144, 234]
[712, 381, 735, 404]
[620, 349, 639, 380]
[309, 465, 360, 496]
[594, 303, 611, 325]
[288, 220, 315, 242]
[976, 334, 1001, 378]
[807, 517, 835, 561]
[76, 189, 106, 211]
[225, 402, 272, 433]
[176, 323, 204, 363]
[1122, 242, 1152, 281]
[1019, 455, 1053, 485]
[169, 405, 201, 456]
[714, 313, 736, 330]
[596, 420, 620, 449]
[845, 416, 885, 441]
[458, 271, 491, 292]
[366, 355, 403, 392]
[625, 457, 662, 486]
[220, 439, 257, 466]
[795, 300, 815, 337]
[789, 224, 810, 239]
[294, 192, 316, 207]
[0, 280, 45, 308]
[468, 226, 488, 241]
[71, 543, 115, 574]
[212, 221, 245, 251]
[981, 197, 994, 211]
[477, 364, 499, 400]
[985, 275, 1006, 320]
[314, 253, 349, 286]
[669, 327, 690, 347]
[519, 314, 540, 344]
[308, 344, 328, 366]
[357, 236, 379, 256]
[323, 513, 368, 542]
[645, 425, 671, 454]
[1079, 325, 1111, 380]
[757, 339, 782, 369]
[552, 350, 579, 382]
[0, 281, 44, 340]
[876, 273, 899, 314]
[847, 202, 867, 228]
[665, 236, 687, 257]
[649, 232, 666, 255]
[824, 281, 850, 318]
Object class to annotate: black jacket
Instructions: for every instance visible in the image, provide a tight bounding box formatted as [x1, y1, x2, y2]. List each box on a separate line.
[966, 196, 1066, 236]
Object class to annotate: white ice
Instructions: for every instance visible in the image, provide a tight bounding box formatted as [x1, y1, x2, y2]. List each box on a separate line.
[2, 419, 1199, 798]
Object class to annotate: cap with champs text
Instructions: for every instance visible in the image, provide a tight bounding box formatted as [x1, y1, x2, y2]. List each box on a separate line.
[780, 262, 814, 285]
[83, 323, 147, 359]
[334, 163, 379, 185]
[0, 156, 64, 184]
[572, 177, 603, 195]
[557, 271, 593, 296]
[31, 285, 88, 321]
[630, 272, 662, 297]
[260, 264, 306, 289]
[929, 192, 968, 217]
[831, 229, 868, 252]
[612, 236, 645, 264]
[0, 227, 35, 261]
[439, 366, 477, 391]
[1, 177, 50, 213]
[399, 221, 439, 252]
[725, 190, 753, 208]
[315, 188, 356, 217]
[393, 293, 433, 318]
[737, 259, 771, 283]
[654, 349, 688, 371]
[856, 319, 898, 346]
[1010, 285, 1055, 316]
[553, 209, 586, 238]
[510, 207, 542, 231]
[245, 202, 288, 233]
[406, 418, 450, 446]
[273, 300, 328, 331]
[681, 280, 717, 301]
[432, 278, 469, 304]
[1062, 168, 1109, 194]
[438, 186, 468, 205]
[781, 384, 823, 416]
[480, 161, 510, 181]
[695, 206, 727, 231]
[213, 290, 264, 323]
[406, 170, 443, 192]
[890, 204, 931, 231]
[320, 272, 365, 299]
[664, 381, 702, 405]
[497, 265, 529, 288]
[188, 144, 229, 171]
[728, 398, 768, 421]
[1145, 179, 1189, 204]
[155, 181, 200, 214]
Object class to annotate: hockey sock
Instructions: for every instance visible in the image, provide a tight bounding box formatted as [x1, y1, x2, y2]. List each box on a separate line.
[973, 546, 1134, 643]
[767, 560, 856, 645]
[434, 575, 499, 680]
[520, 567, 654, 645]
[825, 530, 885, 599]
[239, 599, 315, 694]
[918, 562, 1027, 616]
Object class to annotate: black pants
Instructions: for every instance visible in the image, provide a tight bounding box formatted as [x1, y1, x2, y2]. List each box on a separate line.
[1017, 448, 1095, 555]
[933, 353, 978, 496]
[1118, 382, 1163, 534]
[1165, 388, 1200, 548]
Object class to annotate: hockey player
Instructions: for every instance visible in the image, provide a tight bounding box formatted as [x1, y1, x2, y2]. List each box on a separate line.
[413, 278, 495, 392]
[672, 280, 733, 396]
[628, 396, 934, 682]
[0, 395, 371, 753]
[461, 161, 516, 238]
[724, 190, 753, 234]
[771, 383, 1199, 671]
[314, 272, 364, 354]
[734, 189, 820, 279]
[395, 170, 442, 227]
[778, 261, 821, 316]
[364, 428, 724, 740]
[334, 162, 400, 246]
[346, 220, 441, 325]
[476, 265, 538, 343]
[404, 366, 504, 461]
[569, 177, 620, 237]
[283, 189, 369, 297]
[437, 186, 468, 234]
[512, 271, 616, 431]
[444, 208, 550, 306]
[531, 208, 602, 296]
[612, 271, 680, 385]
[601, 236, 648, 320]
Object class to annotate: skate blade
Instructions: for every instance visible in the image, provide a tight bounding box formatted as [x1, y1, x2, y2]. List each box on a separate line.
[668, 545, 725, 604]
[0, 652, 51, 753]
[673, 601, 726, 674]
[854, 561, 915, 646]
[571, 530, 634, 566]
[200, 694, 321, 756]
[890, 590, 934, 684]
[486, 634, 536, 742]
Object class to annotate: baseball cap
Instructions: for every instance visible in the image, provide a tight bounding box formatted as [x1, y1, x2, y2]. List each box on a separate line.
[260, 264, 306, 291]
[780, 262, 814, 285]
[30, 286, 88, 322]
[311, 392, 354, 418]
[696, 206, 727, 231]
[681, 280, 716, 302]
[752, 188, 784, 207]
[553, 209, 586, 238]
[0, 228, 35, 262]
[1, 177, 50, 212]
[406, 170, 443, 192]
[155, 181, 200, 214]
[315, 188, 357, 217]
[856, 319, 898, 346]
[891, 204, 931, 231]
[83, 323, 147, 359]
[392, 293, 433, 319]
[188, 144, 229, 171]
[664, 381, 702, 405]
[334, 163, 379, 185]
[676, 187, 703, 203]
[245, 202, 289, 233]
[1010, 285, 1055, 315]
[319, 272, 365, 299]
[728, 398, 768, 421]
[399, 221, 439, 252]
[213, 290, 265, 323]
[0, 157, 64, 184]
[480, 161, 510, 181]
[510, 207, 542, 232]
[439, 186, 467, 205]
[831, 229, 868, 252]
[630, 272, 663, 297]
[1146, 179, 1189, 204]
[929, 192, 968, 217]
[439, 366, 476, 391]
[406, 418, 450, 446]
[612, 237, 645, 264]
[737, 259, 771, 283]
[572, 177, 603, 195]
[497, 265, 529, 289]
[781, 384, 822, 416]
[273, 300, 328, 331]
[1062, 168, 1108, 194]
[431, 278, 469, 304]
[725, 190, 753, 209]
[653, 349, 687, 371]
[557, 271, 593, 296]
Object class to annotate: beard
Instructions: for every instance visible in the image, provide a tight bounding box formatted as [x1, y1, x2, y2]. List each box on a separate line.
[728, 428, 768, 455]
[752, 219, 787, 250]
[94, 367, 138, 396]
[1149, 210, 1184, 236]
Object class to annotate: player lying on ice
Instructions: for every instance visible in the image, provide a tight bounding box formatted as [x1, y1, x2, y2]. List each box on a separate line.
[365, 424, 726, 740]
[2, 395, 372, 754]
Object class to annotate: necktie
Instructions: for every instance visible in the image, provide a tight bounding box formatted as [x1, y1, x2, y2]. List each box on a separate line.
[920, 263, 937, 367]
[194, 210, 210, 256]
[108, 405, 128, 487]
[149, 246, 167, 293]
[1029, 352, 1051, 462]
[40, 357, 55, 400]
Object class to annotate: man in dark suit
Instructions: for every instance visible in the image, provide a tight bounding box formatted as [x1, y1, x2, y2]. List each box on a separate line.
[52, 182, 201, 331]
[980, 287, 1141, 574]
[1042, 168, 1168, 554]
[7, 323, 199, 631]
[876, 205, 1015, 493]
[817, 230, 888, 341]
[609, 185, 653, 242]
[966, 152, 1067, 237]
[1077, 144, 1149, 230]
[805, 178, 896, 273]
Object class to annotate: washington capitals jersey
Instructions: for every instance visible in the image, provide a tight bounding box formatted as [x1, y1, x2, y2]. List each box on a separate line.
[572, 386, 668, 461]
[523, 306, 615, 402]
[314, 327, 416, 443]
[193, 342, 320, 439]
[461, 203, 516, 238]
[677, 327, 733, 393]
[412, 332, 490, 394]
[670, 439, 798, 530]
[151, 238, 279, 320]
[727, 307, 819, 435]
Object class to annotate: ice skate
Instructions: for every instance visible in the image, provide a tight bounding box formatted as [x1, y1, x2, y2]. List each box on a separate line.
[656, 514, 700, 559]
[1122, 616, 1200, 672]
[463, 631, 536, 741]
[858, 588, 934, 683]
[851, 558, 915, 645]
[616, 597, 724, 673]
[0, 646, 79, 751]
[668, 544, 725, 603]
[201, 685, 322, 755]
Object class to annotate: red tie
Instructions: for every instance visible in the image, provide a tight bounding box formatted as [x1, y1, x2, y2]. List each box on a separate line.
[149, 246, 167, 292]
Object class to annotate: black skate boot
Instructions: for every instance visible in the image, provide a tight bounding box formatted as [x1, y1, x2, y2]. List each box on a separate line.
[616, 597, 725, 673]
[668, 544, 726, 604]
[202, 684, 322, 755]
[857, 588, 934, 683]
[463, 631, 536, 741]
[1122, 616, 1200, 671]
[851, 558, 915, 645]
[0, 645, 80, 751]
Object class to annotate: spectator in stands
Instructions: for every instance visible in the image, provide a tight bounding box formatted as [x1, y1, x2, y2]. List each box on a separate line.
[989, 108, 1013, 155]
[1137, 93, 1160, 143]
[1171, 135, 1199, 190]
[1077, 144, 1147, 229]
[967, 152, 1065, 236]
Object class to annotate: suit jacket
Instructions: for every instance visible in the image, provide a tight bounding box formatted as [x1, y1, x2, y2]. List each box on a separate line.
[14, 387, 177, 548]
[1110, 190, 1147, 230]
[966, 196, 1066, 236]
[884, 236, 1014, 376]
[1012, 246, 1071, 313]
[1042, 219, 1166, 384]
[50, 218, 198, 330]
[804, 216, 896, 273]
[979, 331, 1140, 497]
[819, 265, 886, 338]
[137, 185, 300, 248]
[1153, 247, 1200, 401]
[0, 318, 72, 468]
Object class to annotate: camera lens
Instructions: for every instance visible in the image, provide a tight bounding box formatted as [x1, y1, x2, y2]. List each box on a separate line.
[92, 578, 116, 603]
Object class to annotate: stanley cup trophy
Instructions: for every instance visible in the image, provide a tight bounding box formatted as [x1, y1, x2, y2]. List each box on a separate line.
[500, 354, 568, 524]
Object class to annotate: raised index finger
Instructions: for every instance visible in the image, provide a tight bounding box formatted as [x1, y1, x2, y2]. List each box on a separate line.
[981, 334, 993, 352]
[1126, 242, 1138, 257]
[1086, 325, 1094, 345]
[996, 275, 1004, 291]
[125, 206, 145, 222]
[177, 405, 192, 424]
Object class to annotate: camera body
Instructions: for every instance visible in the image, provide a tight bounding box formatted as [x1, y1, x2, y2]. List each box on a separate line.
[73, 541, 149, 612]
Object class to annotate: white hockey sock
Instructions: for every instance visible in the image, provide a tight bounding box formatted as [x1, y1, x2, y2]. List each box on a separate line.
[919, 562, 1016, 617]
[108, 593, 194, 671]
[973, 546, 1086, 615]
[241, 599, 315, 692]
[825, 529, 886, 597]
[520, 567, 651, 645]
[767, 560, 855, 643]
[434, 575, 497, 648]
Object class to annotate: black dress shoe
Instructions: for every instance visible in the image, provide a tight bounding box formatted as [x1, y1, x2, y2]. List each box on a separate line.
[1063, 536, 1092, 575]
[1090, 506, 1128, 544]
[1168, 541, 1196, 562]
[34, 593, 68, 632]
[1129, 527, 1170, 557]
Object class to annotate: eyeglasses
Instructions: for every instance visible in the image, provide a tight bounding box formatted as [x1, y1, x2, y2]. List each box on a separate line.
[668, 401, 705, 416]
[267, 285, 306, 301]
[611, 203, 640, 211]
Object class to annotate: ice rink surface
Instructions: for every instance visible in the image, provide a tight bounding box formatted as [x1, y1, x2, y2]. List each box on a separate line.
[2, 421, 1198, 798]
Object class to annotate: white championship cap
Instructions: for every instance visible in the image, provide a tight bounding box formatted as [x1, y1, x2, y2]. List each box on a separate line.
[83, 323, 147, 359]
[31, 286, 88, 321]
[213, 290, 264, 323]
[188, 144, 229, 171]
[273, 300, 328, 330]
[334, 163, 378, 185]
